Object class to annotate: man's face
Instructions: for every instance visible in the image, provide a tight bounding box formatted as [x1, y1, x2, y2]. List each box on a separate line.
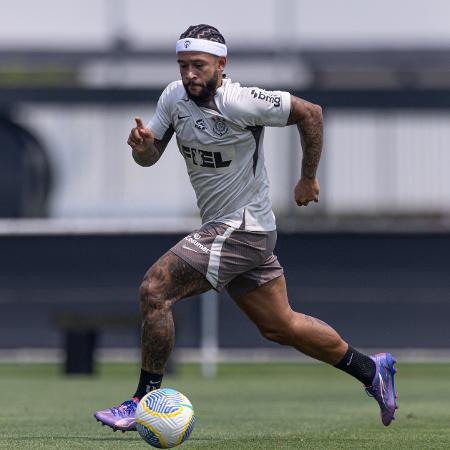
[177, 51, 226, 102]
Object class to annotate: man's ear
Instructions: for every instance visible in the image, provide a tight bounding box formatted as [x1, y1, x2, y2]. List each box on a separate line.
[218, 56, 227, 72]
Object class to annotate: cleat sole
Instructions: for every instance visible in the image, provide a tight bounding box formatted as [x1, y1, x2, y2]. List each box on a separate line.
[95, 420, 135, 432]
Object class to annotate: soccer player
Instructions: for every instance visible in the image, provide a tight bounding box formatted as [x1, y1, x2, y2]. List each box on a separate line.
[94, 24, 397, 431]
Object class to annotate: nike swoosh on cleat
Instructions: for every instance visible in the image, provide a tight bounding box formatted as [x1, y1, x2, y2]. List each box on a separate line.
[378, 373, 385, 405]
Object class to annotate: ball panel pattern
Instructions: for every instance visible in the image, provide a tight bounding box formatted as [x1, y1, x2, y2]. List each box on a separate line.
[142, 389, 183, 416]
[136, 422, 164, 448]
[136, 388, 195, 448]
[177, 414, 196, 445]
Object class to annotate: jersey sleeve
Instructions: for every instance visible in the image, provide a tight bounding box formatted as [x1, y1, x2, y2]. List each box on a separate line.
[222, 86, 291, 128]
[146, 82, 177, 140]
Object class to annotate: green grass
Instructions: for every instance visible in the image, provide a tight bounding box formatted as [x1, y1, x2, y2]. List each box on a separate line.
[1, 362, 450, 449]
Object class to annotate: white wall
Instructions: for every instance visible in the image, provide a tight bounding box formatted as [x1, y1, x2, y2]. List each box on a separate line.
[325, 111, 450, 214]
[17, 104, 450, 219]
[2, 0, 450, 49]
[5, 0, 450, 219]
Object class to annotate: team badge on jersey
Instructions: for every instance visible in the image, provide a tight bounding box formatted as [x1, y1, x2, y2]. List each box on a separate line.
[212, 117, 229, 137]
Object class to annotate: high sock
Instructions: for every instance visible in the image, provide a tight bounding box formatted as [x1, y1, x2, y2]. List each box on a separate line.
[334, 346, 376, 386]
[133, 369, 164, 400]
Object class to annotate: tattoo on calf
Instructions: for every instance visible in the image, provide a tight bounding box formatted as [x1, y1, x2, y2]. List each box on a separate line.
[141, 307, 175, 373]
[303, 314, 333, 329]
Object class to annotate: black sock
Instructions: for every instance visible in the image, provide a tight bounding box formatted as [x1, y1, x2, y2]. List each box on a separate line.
[133, 369, 164, 400]
[334, 346, 376, 386]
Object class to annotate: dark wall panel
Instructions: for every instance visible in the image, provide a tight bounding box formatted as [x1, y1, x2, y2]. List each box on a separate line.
[0, 232, 449, 349]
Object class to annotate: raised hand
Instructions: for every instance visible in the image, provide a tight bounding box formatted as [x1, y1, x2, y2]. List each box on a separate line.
[127, 117, 155, 153]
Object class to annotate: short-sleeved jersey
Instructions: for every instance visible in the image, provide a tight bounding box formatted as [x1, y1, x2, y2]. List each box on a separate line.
[148, 78, 291, 231]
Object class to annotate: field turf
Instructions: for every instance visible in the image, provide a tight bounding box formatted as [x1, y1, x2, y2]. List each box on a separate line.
[1, 362, 450, 449]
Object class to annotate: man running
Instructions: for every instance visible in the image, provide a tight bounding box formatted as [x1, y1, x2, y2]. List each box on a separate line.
[94, 24, 397, 431]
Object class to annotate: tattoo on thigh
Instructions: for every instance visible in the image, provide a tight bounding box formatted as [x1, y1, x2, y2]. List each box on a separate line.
[157, 251, 211, 300]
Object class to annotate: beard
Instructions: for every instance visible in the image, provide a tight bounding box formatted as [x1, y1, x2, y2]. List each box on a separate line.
[183, 70, 219, 103]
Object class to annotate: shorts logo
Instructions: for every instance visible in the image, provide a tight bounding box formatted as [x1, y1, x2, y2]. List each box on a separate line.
[184, 235, 210, 254]
[184, 40, 191, 48]
[250, 89, 281, 107]
[182, 145, 232, 168]
[182, 245, 198, 253]
[195, 118, 206, 131]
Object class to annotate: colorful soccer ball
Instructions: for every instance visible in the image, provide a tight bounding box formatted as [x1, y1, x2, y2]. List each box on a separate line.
[135, 388, 196, 448]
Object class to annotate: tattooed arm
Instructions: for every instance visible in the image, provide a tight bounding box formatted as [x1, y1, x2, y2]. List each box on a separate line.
[287, 96, 323, 206]
[127, 117, 174, 167]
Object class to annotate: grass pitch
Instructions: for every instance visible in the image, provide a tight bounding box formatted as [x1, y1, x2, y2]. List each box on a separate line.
[1, 361, 450, 449]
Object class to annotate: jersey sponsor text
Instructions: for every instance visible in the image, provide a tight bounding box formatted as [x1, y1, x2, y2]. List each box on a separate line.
[182, 145, 232, 168]
[250, 89, 281, 107]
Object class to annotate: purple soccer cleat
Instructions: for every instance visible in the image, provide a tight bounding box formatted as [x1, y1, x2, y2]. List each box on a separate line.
[94, 398, 139, 432]
[365, 352, 398, 426]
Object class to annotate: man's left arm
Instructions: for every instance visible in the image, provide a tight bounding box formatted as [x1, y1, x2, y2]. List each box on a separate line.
[286, 95, 323, 207]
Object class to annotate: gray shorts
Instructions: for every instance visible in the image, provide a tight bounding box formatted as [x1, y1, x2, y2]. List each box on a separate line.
[170, 222, 284, 299]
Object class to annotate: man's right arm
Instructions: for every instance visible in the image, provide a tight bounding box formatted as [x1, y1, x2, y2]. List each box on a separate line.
[286, 95, 323, 206]
[128, 117, 173, 167]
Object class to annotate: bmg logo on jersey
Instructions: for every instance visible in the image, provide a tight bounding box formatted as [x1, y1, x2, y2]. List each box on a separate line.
[250, 89, 281, 107]
[182, 145, 232, 169]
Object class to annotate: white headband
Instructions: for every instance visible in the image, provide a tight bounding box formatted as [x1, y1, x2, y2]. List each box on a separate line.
[176, 38, 227, 57]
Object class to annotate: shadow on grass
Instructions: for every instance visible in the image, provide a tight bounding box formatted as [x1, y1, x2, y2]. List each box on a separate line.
[6, 433, 231, 444]
[8, 436, 139, 442]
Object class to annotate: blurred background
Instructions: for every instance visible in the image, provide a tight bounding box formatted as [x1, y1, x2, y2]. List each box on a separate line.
[1, 0, 450, 373]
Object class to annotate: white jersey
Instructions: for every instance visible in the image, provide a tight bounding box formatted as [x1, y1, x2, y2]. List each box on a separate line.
[148, 78, 291, 231]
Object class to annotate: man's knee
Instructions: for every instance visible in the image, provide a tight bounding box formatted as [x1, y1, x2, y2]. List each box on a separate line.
[139, 264, 171, 314]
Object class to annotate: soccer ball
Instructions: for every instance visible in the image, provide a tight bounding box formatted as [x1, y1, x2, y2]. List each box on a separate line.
[135, 388, 196, 448]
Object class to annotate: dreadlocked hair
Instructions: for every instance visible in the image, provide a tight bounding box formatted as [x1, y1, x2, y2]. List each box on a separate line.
[179, 24, 226, 44]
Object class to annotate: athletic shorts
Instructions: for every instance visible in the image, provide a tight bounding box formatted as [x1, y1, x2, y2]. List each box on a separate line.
[170, 222, 284, 299]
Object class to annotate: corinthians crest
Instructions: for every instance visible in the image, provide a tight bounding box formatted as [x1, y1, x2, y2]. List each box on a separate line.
[212, 117, 228, 137]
